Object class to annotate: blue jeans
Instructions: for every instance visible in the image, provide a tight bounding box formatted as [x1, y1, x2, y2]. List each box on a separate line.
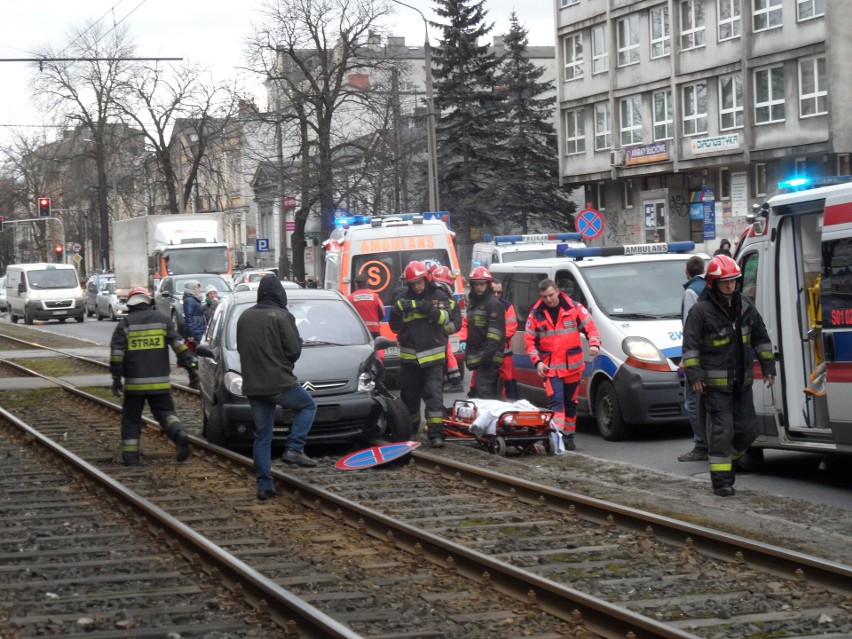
[248, 385, 317, 491]
[685, 384, 707, 450]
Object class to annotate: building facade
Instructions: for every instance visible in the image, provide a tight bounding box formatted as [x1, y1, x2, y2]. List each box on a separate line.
[555, 0, 844, 250]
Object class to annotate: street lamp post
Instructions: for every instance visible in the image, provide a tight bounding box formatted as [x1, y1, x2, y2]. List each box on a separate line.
[390, 0, 440, 212]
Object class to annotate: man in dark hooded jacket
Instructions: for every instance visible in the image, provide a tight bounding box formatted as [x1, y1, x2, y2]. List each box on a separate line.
[237, 276, 318, 501]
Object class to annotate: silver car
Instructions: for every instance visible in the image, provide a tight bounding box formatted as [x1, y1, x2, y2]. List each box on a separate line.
[0, 276, 6, 312]
[95, 280, 127, 321]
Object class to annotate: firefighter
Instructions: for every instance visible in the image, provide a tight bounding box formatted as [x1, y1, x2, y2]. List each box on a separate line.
[109, 286, 199, 466]
[347, 273, 385, 338]
[389, 260, 451, 447]
[491, 280, 519, 400]
[524, 278, 600, 452]
[682, 255, 776, 497]
[463, 267, 505, 399]
[430, 265, 464, 392]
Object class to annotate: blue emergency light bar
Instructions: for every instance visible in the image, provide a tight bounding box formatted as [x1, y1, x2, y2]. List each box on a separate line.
[334, 211, 451, 229]
[484, 232, 582, 244]
[777, 175, 852, 191]
[557, 241, 696, 258]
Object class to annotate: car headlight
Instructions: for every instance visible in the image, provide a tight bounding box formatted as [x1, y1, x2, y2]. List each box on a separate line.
[358, 372, 376, 392]
[224, 371, 244, 396]
[622, 336, 672, 372]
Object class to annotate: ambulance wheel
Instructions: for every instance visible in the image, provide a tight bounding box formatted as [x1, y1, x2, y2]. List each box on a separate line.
[383, 396, 413, 442]
[490, 436, 508, 456]
[595, 380, 630, 441]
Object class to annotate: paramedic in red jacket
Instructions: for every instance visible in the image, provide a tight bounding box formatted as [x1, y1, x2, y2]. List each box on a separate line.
[347, 273, 384, 338]
[524, 279, 600, 451]
[491, 280, 519, 400]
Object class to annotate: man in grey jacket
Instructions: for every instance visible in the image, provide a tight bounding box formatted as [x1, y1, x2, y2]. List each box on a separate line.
[237, 276, 317, 500]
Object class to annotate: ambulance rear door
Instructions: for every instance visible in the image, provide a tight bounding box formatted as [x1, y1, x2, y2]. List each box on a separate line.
[818, 193, 852, 446]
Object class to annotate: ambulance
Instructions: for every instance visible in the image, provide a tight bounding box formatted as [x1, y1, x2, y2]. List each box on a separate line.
[490, 242, 708, 440]
[323, 212, 465, 374]
[734, 176, 852, 465]
[470, 232, 586, 269]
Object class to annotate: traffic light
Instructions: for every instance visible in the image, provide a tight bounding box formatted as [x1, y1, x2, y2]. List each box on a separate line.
[38, 197, 51, 217]
[54, 243, 63, 262]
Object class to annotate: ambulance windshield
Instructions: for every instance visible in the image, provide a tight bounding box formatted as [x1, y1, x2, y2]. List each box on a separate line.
[582, 260, 688, 319]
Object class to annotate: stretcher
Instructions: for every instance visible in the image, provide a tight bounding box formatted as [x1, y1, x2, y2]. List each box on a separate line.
[442, 398, 556, 456]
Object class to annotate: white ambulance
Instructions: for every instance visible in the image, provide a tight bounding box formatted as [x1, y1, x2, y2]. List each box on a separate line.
[470, 232, 586, 270]
[323, 213, 465, 373]
[490, 242, 708, 440]
[735, 176, 852, 465]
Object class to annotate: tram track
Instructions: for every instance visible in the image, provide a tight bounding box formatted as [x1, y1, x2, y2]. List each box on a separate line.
[0, 337, 849, 638]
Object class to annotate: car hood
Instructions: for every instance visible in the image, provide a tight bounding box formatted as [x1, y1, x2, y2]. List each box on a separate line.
[225, 342, 374, 395]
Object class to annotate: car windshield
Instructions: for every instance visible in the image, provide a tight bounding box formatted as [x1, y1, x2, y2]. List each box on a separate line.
[26, 269, 80, 289]
[502, 248, 559, 263]
[164, 246, 230, 274]
[581, 260, 687, 318]
[226, 298, 368, 349]
[173, 276, 232, 294]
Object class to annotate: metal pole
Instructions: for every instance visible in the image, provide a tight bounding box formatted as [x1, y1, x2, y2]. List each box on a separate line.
[390, 0, 440, 212]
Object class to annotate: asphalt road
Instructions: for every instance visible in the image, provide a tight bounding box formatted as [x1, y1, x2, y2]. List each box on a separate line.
[4, 313, 850, 510]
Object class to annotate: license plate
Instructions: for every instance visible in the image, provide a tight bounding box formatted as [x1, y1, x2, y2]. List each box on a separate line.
[385, 346, 399, 357]
[52, 310, 68, 315]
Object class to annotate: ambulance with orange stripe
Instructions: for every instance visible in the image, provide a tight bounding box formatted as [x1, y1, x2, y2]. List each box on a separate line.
[323, 213, 466, 375]
[733, 176, 852, 467]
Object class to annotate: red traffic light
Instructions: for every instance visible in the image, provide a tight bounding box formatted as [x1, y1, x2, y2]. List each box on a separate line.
[54, 244, 63, 254]
[38, 197, 51, 217]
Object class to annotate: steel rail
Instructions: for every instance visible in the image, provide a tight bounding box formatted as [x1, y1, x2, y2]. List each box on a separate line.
[0, 405, 361, 639]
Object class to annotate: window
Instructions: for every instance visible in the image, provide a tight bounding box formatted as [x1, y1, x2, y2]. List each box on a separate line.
[650, 5, 671, 58]
[799, 57, 827, 117]
[740, 251, 760, 301]
[564, 33, 583, 81]
[620, 95, 643, 146]
[594, 102, 612, 151]
[795, 157, 807, 175]
[754, 66, 785, 124]
[592, 24, 608, 74]
[719, 167, 731, 199]
[680, 0, 706, 51]
[617, 14, 640, 66]
[719, 74, 743, 130]
[564, 109, 585, 155]
[797, 0, 824, 20]
[753, 0, 782, 32]
[718, 0, 741, 40]
[561, 0, 580, 6]
[755, 163, 767, 196]
[653, 90, 674, 140]
[597, 182, 607, 211]
[838, 154, 850, 176]
[682, 82, 708, 136]
[624, 179, 635, 209]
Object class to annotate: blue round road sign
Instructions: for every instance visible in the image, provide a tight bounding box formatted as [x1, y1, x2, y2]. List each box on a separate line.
[576, 208, 604, 240]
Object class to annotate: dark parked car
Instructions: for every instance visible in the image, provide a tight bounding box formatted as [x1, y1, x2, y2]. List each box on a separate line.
[84, 272, 114, 317]
[194, 288, 411, 449]
[154, 274, 232, 334]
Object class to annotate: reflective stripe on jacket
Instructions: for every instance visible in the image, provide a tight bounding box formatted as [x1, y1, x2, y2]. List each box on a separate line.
[348, 288, 384, 334]
[388, 284, 450, 367]
[524, 292, 600, 382]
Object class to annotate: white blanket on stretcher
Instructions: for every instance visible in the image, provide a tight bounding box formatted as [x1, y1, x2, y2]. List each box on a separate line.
[455, 399, 561, 454]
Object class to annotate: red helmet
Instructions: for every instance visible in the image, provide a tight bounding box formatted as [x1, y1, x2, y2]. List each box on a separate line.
[469, 266, 493, 282]
[431, 266, 454, 286]
[402, 260, 429, 283]
[126, 286, 153, 306]
[704, 255, 741, 287]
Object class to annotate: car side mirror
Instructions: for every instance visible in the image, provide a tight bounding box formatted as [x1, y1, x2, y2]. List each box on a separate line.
[195, 344, 215, 358]
[374, 336, 396, 351]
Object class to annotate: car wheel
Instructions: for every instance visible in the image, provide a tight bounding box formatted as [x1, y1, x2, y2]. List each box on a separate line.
[171, 311, 181, 333]
[86, 303, 94, 318]
[736, 447, 765, 472]
[24, 309, 33, 325]
[382, 396, 413, 442]
[97, 309, 103, 321]
[58, 318, 66, 323]
[595, 380, 630, 441]
[9, 313, 18, 324]
[75, 315, 84, 323]
[109, 306, 117, 321]
[202, 401, 226, 446]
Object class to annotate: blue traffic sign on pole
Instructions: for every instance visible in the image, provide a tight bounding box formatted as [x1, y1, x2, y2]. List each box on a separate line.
[576, 208, 604, 240]
[256, 238, 270, 252]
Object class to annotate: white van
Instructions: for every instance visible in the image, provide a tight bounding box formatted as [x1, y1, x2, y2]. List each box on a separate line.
[5, 263, 85, 324]
[490, 242, 708, 440]
[470, 232, 585, 270]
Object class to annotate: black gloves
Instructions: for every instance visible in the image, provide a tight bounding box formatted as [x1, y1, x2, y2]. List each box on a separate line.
[188, 369, 200, 390]
[111, 376, 123, 398]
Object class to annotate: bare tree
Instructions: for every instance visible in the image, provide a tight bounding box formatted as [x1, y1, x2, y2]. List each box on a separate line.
[246, 0, 395, 281]
[115, 63, 241, 214]
[31, 20, 135, 269]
